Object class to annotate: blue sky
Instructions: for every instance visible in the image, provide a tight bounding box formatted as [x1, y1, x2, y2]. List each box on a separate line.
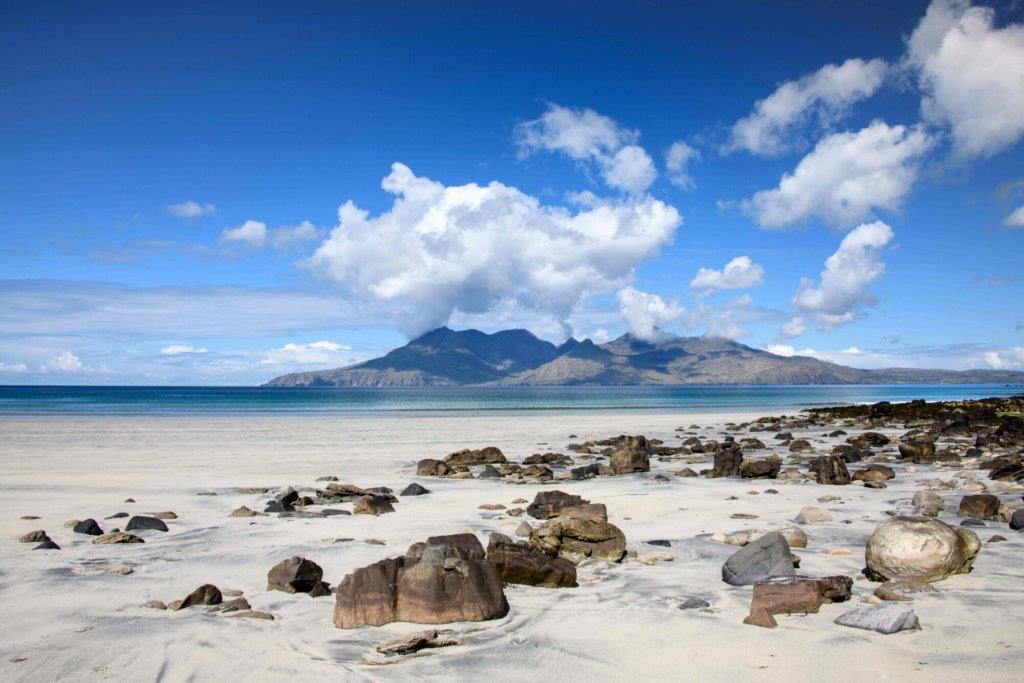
[1, 0, 1023, 384]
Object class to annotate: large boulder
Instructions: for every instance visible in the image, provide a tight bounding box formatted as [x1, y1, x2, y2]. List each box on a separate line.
[267, 556, 324, 593]
[807, 455, 851, 485]
[864, 516, 981, 582]
[526, 490, 589, 520]
[333, 533, 507, 628]
[957, 494, 999, 520]
[529, 506, 626, 564]
[485, 533, 577, 588]
[443, 447, 507, 467]
[609, 436, 651, 474]
[709, 443, 743, 478]
[739, 458, 781, 479]
[721, 532, 796, 586]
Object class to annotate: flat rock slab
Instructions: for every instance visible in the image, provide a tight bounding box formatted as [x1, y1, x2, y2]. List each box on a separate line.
[834, 604, 921, 634]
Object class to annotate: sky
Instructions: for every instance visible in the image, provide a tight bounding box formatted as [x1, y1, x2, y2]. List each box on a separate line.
[1, 0, 1023, 385]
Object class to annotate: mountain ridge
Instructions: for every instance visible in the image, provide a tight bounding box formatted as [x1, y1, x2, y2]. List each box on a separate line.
[262, 326, 1024, 387]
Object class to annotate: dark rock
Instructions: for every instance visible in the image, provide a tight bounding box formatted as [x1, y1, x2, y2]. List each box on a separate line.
[177, 584, 222, 609]
[526, 490, 589, 520]
[400, 483, 430, 496]
[960, 518, 985, 526]
[333, 533, 507, 628]
[645, 539, 672, 547]
[104, 512, 129, 519]
[477, 465, 503, 479]
[788, 439, 813, 453]
[309, 581, 332, 597]
[679, 597, 711, 610]
[265, 489, 299, 513]
[957, 494, 999, 519]
[570, 463, 602, 480]
[709, 443, 743, 478]
[267, 556, 324, 593]
[33, 539, 61, 550]
[485, 533, 577, 588]
[73, 519, 103, 536]
[609, 436, 651, 474]
[848, 432, 890, 448]
[444, 447, 507, 467]
[125, 516, 168, 532]
[721, 532, 796, 586]
[808, 455, 851, 485]
[739, 458, 781, 479]
[1010, 509, 1024, 530]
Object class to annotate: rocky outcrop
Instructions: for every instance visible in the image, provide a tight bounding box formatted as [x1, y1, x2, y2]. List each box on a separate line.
[864, 516, 981, 582]
[333, 533, 507, 628]
[485, 533, 577, 588]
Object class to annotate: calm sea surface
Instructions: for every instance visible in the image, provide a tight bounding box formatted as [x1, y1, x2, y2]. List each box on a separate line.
[0, 384, 1021, 418]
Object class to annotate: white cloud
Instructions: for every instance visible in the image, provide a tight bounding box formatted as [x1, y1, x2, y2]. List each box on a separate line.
[167, 201, 216, 218]
[665, 141, 700, 190]
[220, 220, 267, 248]
[260, 341, 354, 365]
[515, 104, 657, 194]
[616, 287, 685, 341]
[725, 58, 889, 156]
[0, 361, 28, 373]
[981, 347, 1024, 369]
[1004, 205, 1024, 228]
[40, 351, 91, 374]
[268, 220, 319, 250]
[690, 256, 765, 293]
[743, 121, 933, 228]
[781, 315, 807, 338]
[160, 344, 209, 356]
[305, 163, 681, 337]
[906, 0, 1024, 159]
[765, 344, 797, 357]
[792, 220, 894, 329]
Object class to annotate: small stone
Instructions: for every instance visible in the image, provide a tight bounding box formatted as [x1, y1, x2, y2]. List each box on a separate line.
[144, 600, 167, 610]
[988, 535, 1007, 543]
[267, 556, 324, 594]
[794, 506, 832, 524]
[743, 608, 778, 628]
[645, 539, 672, 547]
[222, 589, 244, 597]
[400, 483, 430, 496]
[721, 532, 796, 586]
[229, 506, 265, 517]
[33, 539, 61, 550]
[93, 531, 144, 544]
[353, 496, 395, 516]
[638, 551, 673, 565]
[210, 597, 251, 613]
[834, 603, 921, 634]
[97, 564, 134, 575]
[20, 515, 40, 520]
[104, 512, 129, 519]
[229, 610, 275, 620]
[478, 504, 506, 510]
[1009, 509, 1024, 531]
[149, 511, 178, 520]
[514, 521, 533, 538]
[375, 629, 457, 655]
[678, 597, 710, 610]
[176, 584, 222, 609]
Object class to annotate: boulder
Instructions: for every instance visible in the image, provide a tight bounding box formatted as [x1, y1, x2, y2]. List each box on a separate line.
[443, 447, 507, 467]
[333, 533, 507, 628]
[125, 516, 168, 532]
[834, 604, 920, 634]
[1011, 509, 1024, 531]
[400, 483, 430, 496]
[529, 506, 626, 564]
[177, 584, 222, 609]
[721, 532, 796, 586]
[267, 556, 324, 593]
[526, 490, 589, 520]
[709, 443, 743, 478]
[416, 459, 450, 477]
[898, 436, 936, 463]
[73, 519, 103, 536]
[957, 494, 999, 520]
[609, 436, 651, 474]
[807, 455, 850, 485]
[485, 533, 577, 588]
[911, 490, 943, 517]
[852, 465, 895, 483]
[353, 496, 395, 516]
[864, 516, 981, 582]
[739, 458, 781, 479]
[92, 531, 144, 544]
[788, 439, 813, 453]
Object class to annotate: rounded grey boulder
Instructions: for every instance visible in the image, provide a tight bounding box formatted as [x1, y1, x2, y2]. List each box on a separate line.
[721, 532, 796, 586]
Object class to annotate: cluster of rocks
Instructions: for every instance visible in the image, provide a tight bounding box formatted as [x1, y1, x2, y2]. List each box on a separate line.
[260, 482, 399, 516]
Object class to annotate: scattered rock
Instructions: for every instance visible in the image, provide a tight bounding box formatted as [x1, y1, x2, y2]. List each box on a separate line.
[807, 455, 851, 485]
[417, 459, 450, 477]
[229, 506, 265, 517]
[852, 465, 895, 483]
[176, 584, 222, 609]
[526, 490, 589, 520]
[794, 506, 832, 524]
[911, 491, 943, 517]
[710, 443, 743, 477]
[210, 597, 251, 613]
[73, 519, 103, 536]
[865, 516, 981, 582]
[353, 496, 395, 516]
[444, 447, 507, 467]
[743, 609, 777, 628]
[375, 629, 457, 656]
[957, 494, 999, 520]
[721, 532, 796, 586]
[609, 436, 651, 474]
[529, 505, 626, 564]
[678, 597, 710, 610]
[267, 556, 324, 594]
[400, 483, 430, 496]
[1010, 509, 1024, 531]
[33, 539, 60, 550]
[229, 610, 275, 620]
[92, 532, 144, 544]
[125, 516, 168, 532]
[486, 533, 577, 588]
[834, 603, 920, 634]
[334, 533, 507, 628]
[19, 530, 49, 543]
[144, 600, 167, 610]
[739, 458, 781, 479]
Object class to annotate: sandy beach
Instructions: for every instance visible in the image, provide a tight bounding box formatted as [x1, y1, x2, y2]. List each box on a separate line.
[1, 409, 1022, 682]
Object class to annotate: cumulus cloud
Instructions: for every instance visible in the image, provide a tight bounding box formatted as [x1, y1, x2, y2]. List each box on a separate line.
[1004, 205, 1024, 228]
[160, 344, 209, 356]
[515, 104, 657, 194]
[39, 351, 91, 374]
[0, 361, 28, 373]
[743, 121, 933, 228]
[690, 256, 765, 293]
[260, 340, 354, 365]
[792, 220, 894, 329]
[167, 201, 216, 218]
[906, 0, 1024, 159]
[725, 58, 889, 156]
[304, 163, 681, 337]
[781, 315, 807, 338]
[981, 346, 1024, 369]
[665, 141, 700, 190]
[616, 287, 685, 341]
[220, 220, 267, 248]
[220, 220, 319, 251]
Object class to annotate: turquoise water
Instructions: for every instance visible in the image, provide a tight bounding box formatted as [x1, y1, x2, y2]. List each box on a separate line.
[0, 384, 1020, 417]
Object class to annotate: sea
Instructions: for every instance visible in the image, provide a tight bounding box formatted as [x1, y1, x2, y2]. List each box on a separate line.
[0, 384, 1021, 417]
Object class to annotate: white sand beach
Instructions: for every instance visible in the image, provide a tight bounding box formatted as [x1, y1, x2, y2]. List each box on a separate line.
[1, 411, 1022, 681]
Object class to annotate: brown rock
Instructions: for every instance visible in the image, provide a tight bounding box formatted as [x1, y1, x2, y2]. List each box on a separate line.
[528, 507, 626, 564]
[526, 490, 589, 520]
[743, 608, 778, 628]
[416, 459, 451, 477]
[485, 533, 577, 588]
[443, 447, 507, 467]
[807, 455, 851, 485]
[739, 458, 781, 479]
[710, 443, 743, 478]
[177, 584, 222, 609]
[353, 496, 395, 516]
[957, 494, 999, 520]
[852, 465, 895, 483]
[19, 530, 49, 543]
[609, 436, 651, 474]
[92, 531, 144, 545]
[267, 556, 324, 594]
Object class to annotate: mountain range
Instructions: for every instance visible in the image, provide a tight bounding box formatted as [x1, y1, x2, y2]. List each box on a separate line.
[262, 326, 1024, 387]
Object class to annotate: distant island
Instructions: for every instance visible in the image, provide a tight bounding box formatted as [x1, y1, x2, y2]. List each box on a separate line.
[263, 326, 1024, 387]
